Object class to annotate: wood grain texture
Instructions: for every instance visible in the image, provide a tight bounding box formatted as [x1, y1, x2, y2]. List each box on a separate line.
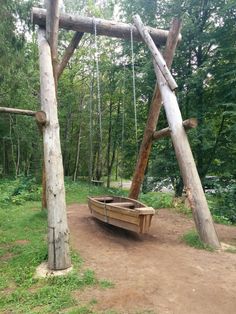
[153, 52, 220, 249]
[45, 0, 60, 83]
[153, 118, 198, 140]
[57, 32, 84, 79]
[38, 28, 71, 269]
[133, 15, 177, 90]
[129, 18, 182, 200]
[0, 107, 36, 116]
[32, 7, 181, 46]
[88, 196, 155, 234]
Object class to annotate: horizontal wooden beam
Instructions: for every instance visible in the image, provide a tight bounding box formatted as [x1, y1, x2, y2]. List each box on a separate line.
[32, 7, 181, 46]
[0, 107, 36, 116]
[153, 118, 198, 140]
[0, 107, 47, 125]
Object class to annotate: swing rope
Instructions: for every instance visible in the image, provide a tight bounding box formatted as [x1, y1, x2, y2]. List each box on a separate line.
[89, 68, 93, 182]
[120, 64, 126, 188]
[130, 27, 138, 154]
[94, 18, 103, 151]
[88, 35, 94, 195]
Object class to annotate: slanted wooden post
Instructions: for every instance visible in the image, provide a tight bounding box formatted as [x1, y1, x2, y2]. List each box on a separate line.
[38, 28, 71, 269]
[134, 15, 220, 249]
[129, 18, 181, 200]
[57, 31, 84, 79]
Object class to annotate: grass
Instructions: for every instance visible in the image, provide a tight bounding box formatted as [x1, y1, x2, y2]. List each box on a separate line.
[225, 247, 236, 254]
[140, 191, 173, 209]
[182, 230, 214, 251]
[0, 179, 118, 314]
[1, 178, 163, 313]
[99, 279, 115, 289]
[2, 177, 234, 312]
[65, 179, 126, 204]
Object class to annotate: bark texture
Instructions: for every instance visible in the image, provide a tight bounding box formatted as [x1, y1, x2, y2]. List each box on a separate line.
[129, 18, 182, 200]
[38, 28, 71, 269]
[32, 7, 181, 46]
[133, 16, 220, 249]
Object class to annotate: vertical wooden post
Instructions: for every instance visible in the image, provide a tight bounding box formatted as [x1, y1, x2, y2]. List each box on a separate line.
[41, 0, 60, 209]
[129, 19, 181, 200]
[134, 15, 220, 249]
[45, 0, 60, 83]
[38, 28, 71, 269]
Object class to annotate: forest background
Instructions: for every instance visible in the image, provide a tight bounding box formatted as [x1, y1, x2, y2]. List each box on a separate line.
[0, 0, 235, 222]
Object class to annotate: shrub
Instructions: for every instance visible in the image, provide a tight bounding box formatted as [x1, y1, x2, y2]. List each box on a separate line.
[212, 183, 236, 224]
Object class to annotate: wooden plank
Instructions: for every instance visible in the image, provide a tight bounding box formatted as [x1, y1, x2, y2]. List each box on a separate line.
[137, 207, 155, 215]
[90, 206, 139, 224]
[89, 201, 139, 217]
[93, 196, 114, 202]
[92, 211, 140, 233]
[38, 28, 71, 269]
[32, 7, 181, 46]
[111, 202, 135, 208]
[129, 18, 182, 200]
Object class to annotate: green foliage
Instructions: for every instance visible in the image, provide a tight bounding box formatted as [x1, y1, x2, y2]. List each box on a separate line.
[211, 184, 236, 224]
[225, 247, 236, 254]
[1, 0, 235, 200]
[0, 179, 116, 314]
[0, 177, 41, 206]
[182, 230, 214, 251]
[65, 179, 126, 204]
[99, 279, 115, 289]
[140, 192, 173, 209]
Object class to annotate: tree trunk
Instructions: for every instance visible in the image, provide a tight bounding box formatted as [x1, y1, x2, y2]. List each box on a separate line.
[134, 15, 220, 249]
[32, 7, 181, 46]
[9, 116, 17, 178]
[73, 126, 82, 182]
[106, 98, 113, 188]
[129, 18, 182, 200]
[45, 0, 60, 83]
[57, 32, 84, 79]
[38, 28, 71, 270]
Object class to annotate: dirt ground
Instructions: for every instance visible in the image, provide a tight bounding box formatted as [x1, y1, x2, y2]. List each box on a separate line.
[68, 204, 236, 314]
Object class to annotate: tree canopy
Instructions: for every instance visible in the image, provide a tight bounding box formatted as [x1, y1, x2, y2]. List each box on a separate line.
[0, 0, 235, 196]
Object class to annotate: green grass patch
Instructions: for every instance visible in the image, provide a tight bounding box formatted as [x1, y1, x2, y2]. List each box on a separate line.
[182, 230, 214, 251]
[99, 279, 115, 289]
[225, 247, 236, 254]
[0, 178, 117, 314]
[65, 179, 126, 204]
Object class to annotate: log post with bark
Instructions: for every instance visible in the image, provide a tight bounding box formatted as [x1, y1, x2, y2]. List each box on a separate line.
[133, 14, 220, 249]
[38, 28, 71, 269]
[45, 0, 60, 83]
[32, 7, 181, 46]
[153, 118, 198, 140]
[57, 31, 84, 79]
[129, 18, 182, 200]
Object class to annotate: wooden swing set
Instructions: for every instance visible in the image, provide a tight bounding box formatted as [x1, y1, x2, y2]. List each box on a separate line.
[0, 1, 220, 270]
